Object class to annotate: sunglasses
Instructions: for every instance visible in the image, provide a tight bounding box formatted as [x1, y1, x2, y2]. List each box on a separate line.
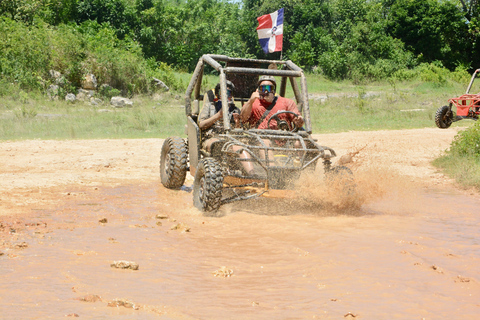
[259, 84, 275, 93]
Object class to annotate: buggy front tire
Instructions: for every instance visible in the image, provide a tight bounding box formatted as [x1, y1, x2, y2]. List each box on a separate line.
[326, 166, 356, 197]
[193, 158, 224, 214]
[435, 105, 453, 129]
[160, 137, 188, 189]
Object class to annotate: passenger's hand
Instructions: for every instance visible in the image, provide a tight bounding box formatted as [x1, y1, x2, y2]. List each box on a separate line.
[293, 115, 304, 128]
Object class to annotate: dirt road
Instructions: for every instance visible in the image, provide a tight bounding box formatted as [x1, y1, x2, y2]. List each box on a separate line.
[1, 127, 479, 319]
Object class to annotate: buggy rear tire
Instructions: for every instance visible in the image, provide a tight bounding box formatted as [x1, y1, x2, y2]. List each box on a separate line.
[193, 158, 223, 214]
[160, 137, 188, 189]
[435, 105, 453, 129]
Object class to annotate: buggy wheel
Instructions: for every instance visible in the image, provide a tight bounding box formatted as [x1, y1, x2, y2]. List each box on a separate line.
[193, 158, 224, 215]
[326, 166, 356, 196]
[160, 137, 188, 189]
[435, 105, 453, 129]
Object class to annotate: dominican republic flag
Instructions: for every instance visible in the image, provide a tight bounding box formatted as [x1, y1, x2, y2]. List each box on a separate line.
[256, 8, 284, 54]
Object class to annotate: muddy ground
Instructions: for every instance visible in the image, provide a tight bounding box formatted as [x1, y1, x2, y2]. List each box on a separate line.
[1, 127, 479, 319]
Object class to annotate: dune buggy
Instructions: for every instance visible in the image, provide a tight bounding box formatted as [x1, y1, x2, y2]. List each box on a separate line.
[160, 54, 353, 215]
[435, 68, 480, 128]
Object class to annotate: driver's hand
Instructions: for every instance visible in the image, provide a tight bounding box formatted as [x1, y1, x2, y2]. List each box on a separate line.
[232, 113, 241, 128]
[293, 115, 304, 128]
[250, 90, 260, 101]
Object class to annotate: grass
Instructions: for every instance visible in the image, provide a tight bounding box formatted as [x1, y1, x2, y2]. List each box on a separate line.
[433, 155, 480, 190]
[432, 121, 480, 190]
[0, 91, 187, 140]
[0, 74, 470, 140]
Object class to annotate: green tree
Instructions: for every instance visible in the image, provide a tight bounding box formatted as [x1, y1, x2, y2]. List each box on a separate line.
[41, 0, 79, 25]
[76, 0, 137, 38]
[0, 0, 44, 24]
[385, 0, 470, 70]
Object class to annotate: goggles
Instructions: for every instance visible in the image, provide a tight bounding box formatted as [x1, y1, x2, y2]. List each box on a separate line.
[217, 89, 233, 99]
[259, 85, 275, 94]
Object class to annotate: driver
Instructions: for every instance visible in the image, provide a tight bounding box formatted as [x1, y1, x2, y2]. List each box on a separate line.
[240, 75, 304, 130]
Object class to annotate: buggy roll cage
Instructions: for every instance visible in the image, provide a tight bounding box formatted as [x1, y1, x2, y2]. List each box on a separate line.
[184, 54, 313, 133]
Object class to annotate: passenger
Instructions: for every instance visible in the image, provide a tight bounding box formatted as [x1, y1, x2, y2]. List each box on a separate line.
[199, 80, 241, 151]
[198, 80, 253, 174]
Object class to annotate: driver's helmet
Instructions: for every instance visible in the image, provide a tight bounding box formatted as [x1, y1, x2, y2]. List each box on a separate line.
[257, 75, 276, 90]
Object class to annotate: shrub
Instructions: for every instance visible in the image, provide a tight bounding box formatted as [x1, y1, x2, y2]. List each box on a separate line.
[449, 121, 480, 159]
[0, 17, 51, 90]
[416, 62, 449, 86]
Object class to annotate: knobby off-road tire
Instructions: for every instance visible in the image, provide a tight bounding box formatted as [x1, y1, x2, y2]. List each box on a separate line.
[160, 137, 188, 189]
[193, 158, 224, 215]
[435, 105, 453, 129]
[326, 166, 356, 197]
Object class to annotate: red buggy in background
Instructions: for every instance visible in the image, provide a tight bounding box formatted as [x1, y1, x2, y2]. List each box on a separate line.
[435, 68, 480, 128]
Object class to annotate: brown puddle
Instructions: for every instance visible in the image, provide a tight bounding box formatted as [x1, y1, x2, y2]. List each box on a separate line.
[1, 179, 480, 319]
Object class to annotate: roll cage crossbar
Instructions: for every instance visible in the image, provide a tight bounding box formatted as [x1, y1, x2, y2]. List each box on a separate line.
[185, 54, 312, 133]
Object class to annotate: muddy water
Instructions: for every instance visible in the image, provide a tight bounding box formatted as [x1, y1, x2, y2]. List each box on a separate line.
[1, 181, 479, 319]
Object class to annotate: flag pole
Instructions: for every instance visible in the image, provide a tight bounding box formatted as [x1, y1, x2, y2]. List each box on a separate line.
[279, 8, 284, 60]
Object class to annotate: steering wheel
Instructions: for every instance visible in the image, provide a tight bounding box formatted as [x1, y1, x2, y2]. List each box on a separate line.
[266, 110, 300, 132]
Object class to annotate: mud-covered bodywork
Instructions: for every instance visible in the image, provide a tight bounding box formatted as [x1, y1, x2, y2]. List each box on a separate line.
[161, 55, 350, 214]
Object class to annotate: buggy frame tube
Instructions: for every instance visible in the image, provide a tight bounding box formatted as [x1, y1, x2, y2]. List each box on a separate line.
[219, 71, 231, 131]
[185, 59, 204, 115]
[466, 69, 480, 94]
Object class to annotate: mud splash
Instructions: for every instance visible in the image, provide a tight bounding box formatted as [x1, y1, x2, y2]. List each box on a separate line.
[1, 177, 479, 319]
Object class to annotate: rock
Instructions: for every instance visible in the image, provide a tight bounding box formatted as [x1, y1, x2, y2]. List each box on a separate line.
[90, 98, 103, 106]
[49, 70, 66, 85]
[76, 89, 95, 101]
[82, 73, 97, 90]
[47, 85, 59, 100]
[49, 70, 61, 79]
[99, 218, 107, 223]
[212, 266, 233, 277]
[65, 93, 76, 103]
[110, 260, 139, 270]
[13, 242, 28, 249]
[155, 214, 169, 220]
[153, 77, 169, 91]
[78, 294, 102, 303]
[455, 275, 471, 283]
[107, 299, 139, 309]
[170, 223, 190, 232]
[431, 265, 444, 273]
[110, 96, 133, 108]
